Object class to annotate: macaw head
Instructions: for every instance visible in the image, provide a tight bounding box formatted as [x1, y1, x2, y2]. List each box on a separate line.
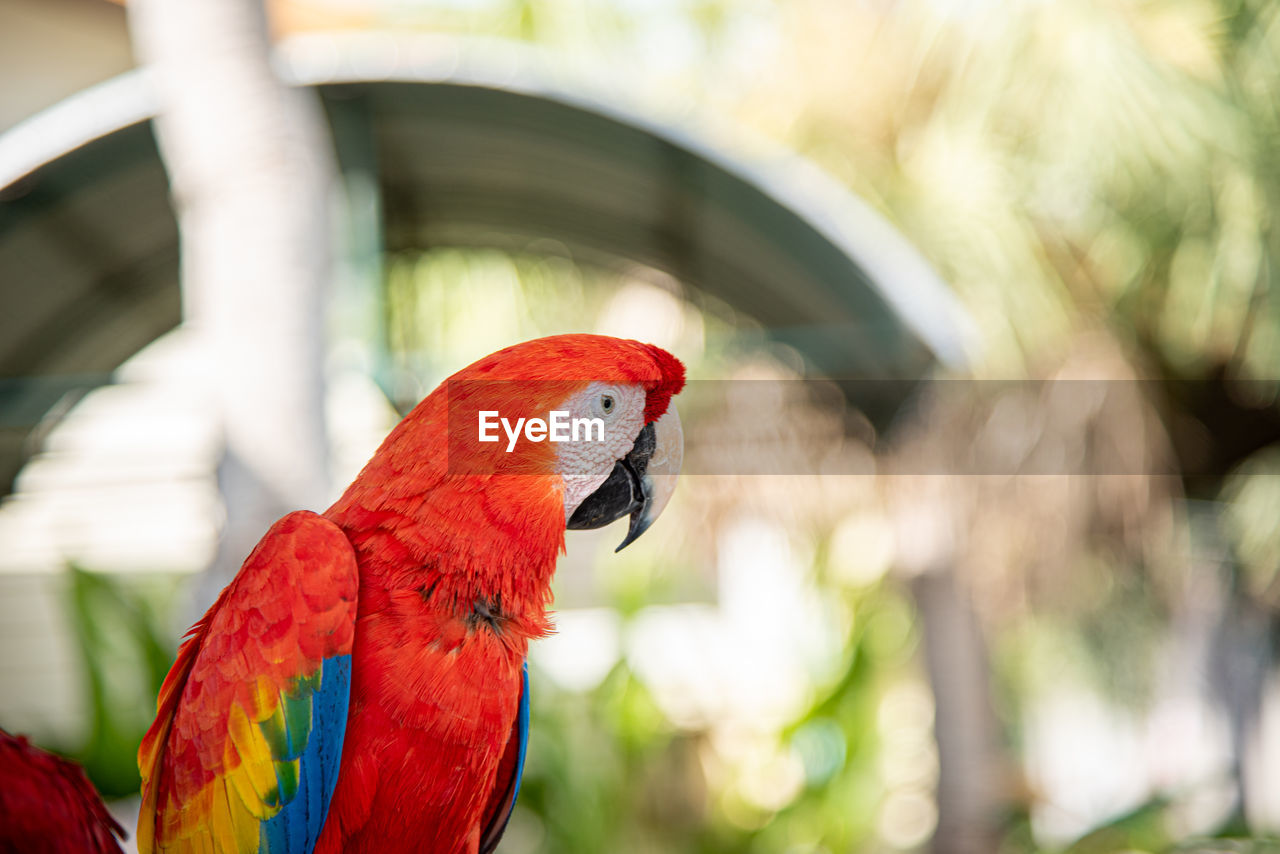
[443, 334, 686, 551]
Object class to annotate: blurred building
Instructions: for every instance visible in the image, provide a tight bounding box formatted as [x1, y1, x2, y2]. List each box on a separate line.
[0, 0, 134, 133]
[0, 17, 966, 794]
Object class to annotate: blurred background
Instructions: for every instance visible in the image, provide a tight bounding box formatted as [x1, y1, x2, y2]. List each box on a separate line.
[4, 1, 1280, 853]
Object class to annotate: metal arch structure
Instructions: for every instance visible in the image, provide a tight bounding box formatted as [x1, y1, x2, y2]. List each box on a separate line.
[0, 33, 973, 492]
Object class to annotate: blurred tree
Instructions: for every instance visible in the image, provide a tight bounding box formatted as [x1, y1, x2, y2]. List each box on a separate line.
[446, 0, 1280, 847]
[715, 0, 1280, 846]
[53, 0, 1280, 850]
[127, 0, 335, 608]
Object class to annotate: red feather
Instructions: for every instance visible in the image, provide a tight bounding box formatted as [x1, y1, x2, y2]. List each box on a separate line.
[137, 510, 358, 853]
[316, 335, 684, 853]
[0, 729, 125, 854]
[142, 335, 685, 854]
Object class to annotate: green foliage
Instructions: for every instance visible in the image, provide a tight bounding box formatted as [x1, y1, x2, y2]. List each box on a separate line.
[48, 0, 1280, 850]
[63, 566, 178, 799]
[285, 1, 1280, 844]
[504, 576, 920, 854]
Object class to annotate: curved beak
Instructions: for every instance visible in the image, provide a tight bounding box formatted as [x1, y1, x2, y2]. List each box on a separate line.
[566, 406, 684, 551]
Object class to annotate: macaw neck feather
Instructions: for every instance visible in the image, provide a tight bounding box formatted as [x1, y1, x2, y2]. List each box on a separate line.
[326, 392, 564, 640]
[329, 482, 561, 634]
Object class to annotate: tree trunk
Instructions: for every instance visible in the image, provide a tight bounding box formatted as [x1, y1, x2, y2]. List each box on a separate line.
[127, 0, 334, 607]
[911, 569, 1004, 854]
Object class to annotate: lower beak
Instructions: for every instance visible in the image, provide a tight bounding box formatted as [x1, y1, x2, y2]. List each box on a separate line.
[566, 406, 684, 551]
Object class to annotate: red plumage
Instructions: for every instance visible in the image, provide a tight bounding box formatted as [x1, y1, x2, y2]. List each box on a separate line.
[137, 511, 359, 852]
[316, 335, 683, 853]
[139, 334, 685, 853]
[0, 729, 125, 854]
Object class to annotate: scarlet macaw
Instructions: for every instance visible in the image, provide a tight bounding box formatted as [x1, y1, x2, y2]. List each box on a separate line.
[137, 334, 685, 853]
[0, 728, 125, 853]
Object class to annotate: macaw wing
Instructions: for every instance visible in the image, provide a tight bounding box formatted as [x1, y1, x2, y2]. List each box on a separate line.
[478, 662, 530, 854]
[137, 511, 359, 854]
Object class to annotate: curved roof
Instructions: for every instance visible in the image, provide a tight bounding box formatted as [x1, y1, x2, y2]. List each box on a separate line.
[0, 33, 972, 491]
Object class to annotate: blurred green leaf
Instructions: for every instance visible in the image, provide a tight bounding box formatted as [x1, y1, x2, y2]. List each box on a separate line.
[64, 565, 178, 799]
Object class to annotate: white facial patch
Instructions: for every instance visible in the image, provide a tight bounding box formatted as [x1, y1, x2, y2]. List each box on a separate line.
[558, 382, 647, 520]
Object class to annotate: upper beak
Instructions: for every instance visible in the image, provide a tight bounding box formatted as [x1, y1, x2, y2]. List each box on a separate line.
[566, 405, 684, 551]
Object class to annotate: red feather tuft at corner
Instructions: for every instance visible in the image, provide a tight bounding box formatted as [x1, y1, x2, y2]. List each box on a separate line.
[638, 342, 686, 424]
[0, 729, 125, 854]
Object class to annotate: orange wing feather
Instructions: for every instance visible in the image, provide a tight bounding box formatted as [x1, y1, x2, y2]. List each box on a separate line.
[138, 511, 358, 854]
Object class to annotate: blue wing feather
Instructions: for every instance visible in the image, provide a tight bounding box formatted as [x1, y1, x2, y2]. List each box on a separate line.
[478, 662, 530, 854]
[259, 654, 351, 854]
[512, 664, 530, 805]
[136, 511, 356, 854]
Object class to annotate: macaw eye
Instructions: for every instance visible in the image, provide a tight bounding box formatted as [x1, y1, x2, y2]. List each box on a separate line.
[600, 395, 615, 414]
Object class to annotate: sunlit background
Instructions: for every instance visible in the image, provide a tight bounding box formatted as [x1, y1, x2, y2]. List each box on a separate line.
[4, 1, 1280, 853]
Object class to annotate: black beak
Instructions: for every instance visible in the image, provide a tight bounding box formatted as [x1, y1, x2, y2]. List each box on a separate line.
[567, 423, 657, 552]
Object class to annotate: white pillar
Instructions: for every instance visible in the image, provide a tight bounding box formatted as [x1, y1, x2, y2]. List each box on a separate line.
[127, 0, 335, 602]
